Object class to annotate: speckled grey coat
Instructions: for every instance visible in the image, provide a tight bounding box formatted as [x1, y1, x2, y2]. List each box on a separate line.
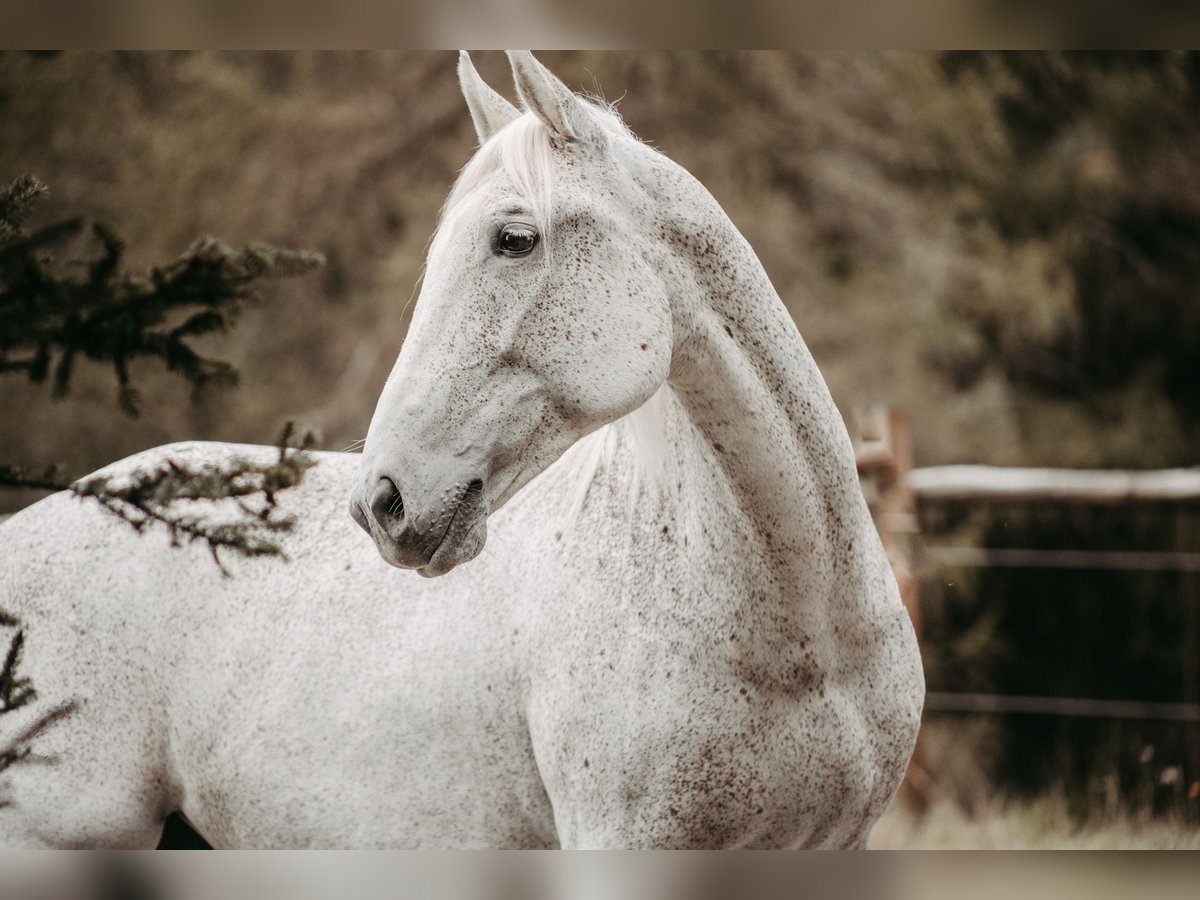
[0, 52, 923, 848]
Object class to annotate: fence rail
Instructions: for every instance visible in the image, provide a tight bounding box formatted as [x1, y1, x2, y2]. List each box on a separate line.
[925, 692, 1200, 723]
[909, 464, 1200, 503]
[925, 545, 1200, 573]
[904, 465, 1200, 729]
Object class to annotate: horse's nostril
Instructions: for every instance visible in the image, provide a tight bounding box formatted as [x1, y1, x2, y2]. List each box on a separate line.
[466, 478, 483, 495]
[387, 486, 404, 519]
[370, 476, 405, 526]
[384, 480, 404, 519]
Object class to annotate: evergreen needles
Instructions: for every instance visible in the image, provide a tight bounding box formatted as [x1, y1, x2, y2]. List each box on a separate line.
[0, 175, 325, 415]
[72, 423, 320, 575]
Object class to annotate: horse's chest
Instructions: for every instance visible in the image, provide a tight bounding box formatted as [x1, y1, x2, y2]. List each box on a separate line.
[523, 622, 879, 847]
[510, 518, 888, 846]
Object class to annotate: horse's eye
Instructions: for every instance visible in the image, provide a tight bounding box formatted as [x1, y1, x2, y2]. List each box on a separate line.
[498, 223, 538, 257]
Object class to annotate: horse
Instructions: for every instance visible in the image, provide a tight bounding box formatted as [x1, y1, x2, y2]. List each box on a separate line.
[0, 51, 923, 848]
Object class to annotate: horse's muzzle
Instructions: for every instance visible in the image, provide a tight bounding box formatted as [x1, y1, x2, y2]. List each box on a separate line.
[351, 475, 487, 577]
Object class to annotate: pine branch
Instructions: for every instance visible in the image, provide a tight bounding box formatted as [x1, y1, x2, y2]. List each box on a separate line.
[0, 700, 78, 776]
[68, 423, 320, 576]
[0, 630, 35, 714]
[0, 176, 325, 416]
[0, 175, 47, 241]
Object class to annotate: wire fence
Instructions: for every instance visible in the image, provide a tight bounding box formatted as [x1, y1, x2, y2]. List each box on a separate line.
[852, 410, 1200, 738]
[925, 545, 1200, 573]
[906, 463, 1200, 726]
[925, 692, 1200, 723]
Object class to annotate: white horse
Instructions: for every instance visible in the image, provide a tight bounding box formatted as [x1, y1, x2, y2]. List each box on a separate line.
[0, 52, 922, 849]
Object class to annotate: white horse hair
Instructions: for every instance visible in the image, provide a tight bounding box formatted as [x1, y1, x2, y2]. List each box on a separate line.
[443, 91, 634, 232]
[0, 51, 923, 849]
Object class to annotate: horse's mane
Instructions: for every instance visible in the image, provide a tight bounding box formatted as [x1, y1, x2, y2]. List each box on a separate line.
[438, 99, 670, 514]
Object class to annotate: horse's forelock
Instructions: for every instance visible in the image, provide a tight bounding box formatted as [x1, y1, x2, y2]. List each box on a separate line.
[438, 99, 635, 237]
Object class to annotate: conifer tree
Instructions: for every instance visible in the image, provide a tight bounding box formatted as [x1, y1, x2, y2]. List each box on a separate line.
[0, 175, 326, 727]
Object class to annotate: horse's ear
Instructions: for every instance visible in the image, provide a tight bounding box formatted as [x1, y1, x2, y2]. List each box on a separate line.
[506, 51, 598, 145]
[459, 51, 520, 145]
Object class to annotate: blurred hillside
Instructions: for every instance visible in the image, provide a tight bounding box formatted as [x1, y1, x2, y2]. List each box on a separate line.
[2, 51, 1198, 512]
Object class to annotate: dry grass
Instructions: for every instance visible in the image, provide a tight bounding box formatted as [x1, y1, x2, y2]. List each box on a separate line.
[871, 717, 1200, 849]
[872, 792, 1200, 849]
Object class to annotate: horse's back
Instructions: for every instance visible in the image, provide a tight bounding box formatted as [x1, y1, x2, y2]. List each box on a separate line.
[0, 441, 366, 847]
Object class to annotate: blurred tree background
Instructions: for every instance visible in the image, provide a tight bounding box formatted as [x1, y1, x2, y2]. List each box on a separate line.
[2, 51, 1198, 822]
[2, 51, 1197, 496]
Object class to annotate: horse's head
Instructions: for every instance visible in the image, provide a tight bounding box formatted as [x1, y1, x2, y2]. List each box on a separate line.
[353, 51, 675, 575]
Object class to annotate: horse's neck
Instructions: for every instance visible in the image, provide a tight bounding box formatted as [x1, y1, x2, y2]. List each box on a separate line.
[672, 233, 871, 587]
[564, 188, 876, 610]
